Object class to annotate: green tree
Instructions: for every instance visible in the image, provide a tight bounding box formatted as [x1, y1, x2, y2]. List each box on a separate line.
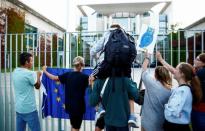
[7, 8, 25, 68]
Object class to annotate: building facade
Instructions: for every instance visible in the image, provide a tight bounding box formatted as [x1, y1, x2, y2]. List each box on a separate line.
[0, 0, 66, 68]
[77, 0, 171, 65]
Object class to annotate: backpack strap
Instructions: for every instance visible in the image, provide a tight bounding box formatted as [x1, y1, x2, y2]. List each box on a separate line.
[100, 77, 109, 97]
[138, 73, 143, 90]
[179, 84, 192, 89]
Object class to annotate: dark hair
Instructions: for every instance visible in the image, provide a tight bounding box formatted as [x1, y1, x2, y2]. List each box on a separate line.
[198, 53, 205, 64]
[19, 52, 32, 66]
[110, 24, 121, 29]
[178, 63, 202, 104]
[155, 66, 172, 86]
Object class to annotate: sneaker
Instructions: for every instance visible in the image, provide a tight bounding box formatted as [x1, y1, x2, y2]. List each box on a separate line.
[95, 104, 105, 121]
[128, 114, 139, 128]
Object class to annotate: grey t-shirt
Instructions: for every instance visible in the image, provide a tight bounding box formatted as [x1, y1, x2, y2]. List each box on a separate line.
[141, 70, 171, 131]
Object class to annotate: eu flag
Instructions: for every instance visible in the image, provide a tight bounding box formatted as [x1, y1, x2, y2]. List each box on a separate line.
[41, 68, 95, 120]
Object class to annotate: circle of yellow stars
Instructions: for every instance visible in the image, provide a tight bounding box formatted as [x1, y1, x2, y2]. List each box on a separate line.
[54, 87, 66, 110]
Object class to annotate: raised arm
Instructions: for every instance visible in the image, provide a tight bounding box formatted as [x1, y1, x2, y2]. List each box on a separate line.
[42, 66, 59, 81]
[142, 51, 151, 71]
[156, 51, 176, 74]
[90, 35, 106, 58]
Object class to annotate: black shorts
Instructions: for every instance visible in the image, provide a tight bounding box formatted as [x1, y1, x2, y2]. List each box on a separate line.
[163, 120, 190, 131]
[95, 116, 105, 129]
[69, 114, 83, 129]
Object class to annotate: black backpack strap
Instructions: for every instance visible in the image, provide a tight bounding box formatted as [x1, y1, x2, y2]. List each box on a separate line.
[179, 84, 191, 88]
[139, 75, 143, 90]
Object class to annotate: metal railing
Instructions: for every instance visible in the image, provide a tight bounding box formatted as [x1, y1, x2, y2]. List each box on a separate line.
[0, 30, 205, 131]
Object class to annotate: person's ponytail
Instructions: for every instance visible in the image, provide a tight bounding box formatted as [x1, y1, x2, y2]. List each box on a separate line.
[191, 76, 203, 105]
[179, 63, 203, 105]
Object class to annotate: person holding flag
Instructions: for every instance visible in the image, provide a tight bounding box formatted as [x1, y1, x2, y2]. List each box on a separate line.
[13, 52, 42, 131]
[42, 56, 89, 131]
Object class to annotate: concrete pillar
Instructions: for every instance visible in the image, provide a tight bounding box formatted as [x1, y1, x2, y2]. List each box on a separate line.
[103, 16, 108, 31]
[128, 17, 131, 32]
[108, 15, 112, 28]
[136, 14, 141, 35]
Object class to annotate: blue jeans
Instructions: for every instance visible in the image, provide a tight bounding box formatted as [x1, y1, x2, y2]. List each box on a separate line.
[191, 110, 205, 131]
[16, 110, 41, 131]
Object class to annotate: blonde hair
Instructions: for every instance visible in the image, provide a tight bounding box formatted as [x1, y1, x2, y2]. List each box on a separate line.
[155, 66, 172, 87]
[73, 56, 85, 71]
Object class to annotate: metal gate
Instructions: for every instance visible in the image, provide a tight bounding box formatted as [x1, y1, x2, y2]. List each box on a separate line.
[0, 30, 205, 131]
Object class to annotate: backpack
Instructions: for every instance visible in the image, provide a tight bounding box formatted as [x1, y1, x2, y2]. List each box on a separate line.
[104, 29, 137, 68]
[92, 29, 137, 79]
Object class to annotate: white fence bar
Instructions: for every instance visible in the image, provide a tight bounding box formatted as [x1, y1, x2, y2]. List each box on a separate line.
[21, 34, 23, 53]
[202, 31, 204, 53]
[63, 33, 66, 68]
[170, 31, 173, 66]
[37, 33, 43, 131]
[51, 35, 55, 131]
[69, 33, 72, 68]
[51, 34, 53, 68]
[57, 34, 59, 68]
[49, 33, 55, 131]
[9, 34, 12, 131]
[44, 36, 48, 130]
[155, 39, 158, 67]
[185, 31, 188, 63]
[64, 29, 67, 130]
[163, 33, 165, 59]
[15, 34, 18, 68]
[56, 33, 62, 131]
[38, 34, 41, 71]
[76, 34, 79, 56]
[32, 34, 35, 70]
[178, 30, 180, 63]
[44, 33, 47, 66]
[0, 34, 3, 131]
[27, 34, 29, 52]
[194, 33, 196, 64]
[4, 33, 9, 131]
